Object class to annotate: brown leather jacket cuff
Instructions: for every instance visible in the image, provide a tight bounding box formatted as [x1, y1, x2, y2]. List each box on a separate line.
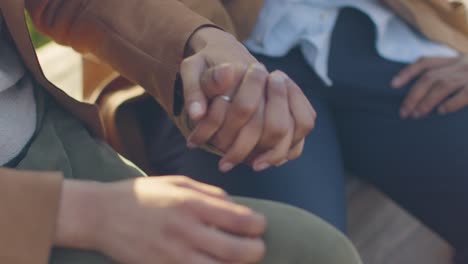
[0, 168, 63, 263]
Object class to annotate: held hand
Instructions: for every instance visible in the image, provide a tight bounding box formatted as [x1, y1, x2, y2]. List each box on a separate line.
[187, 63, 316, 172]
[181, 27, 316, 172]
[181, 27, 257, 121]
[55, 177, 266, 264]
[391, 56, 468, 118]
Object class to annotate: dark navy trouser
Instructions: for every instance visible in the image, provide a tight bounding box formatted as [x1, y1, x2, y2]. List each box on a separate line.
[151, 8, 468, 263]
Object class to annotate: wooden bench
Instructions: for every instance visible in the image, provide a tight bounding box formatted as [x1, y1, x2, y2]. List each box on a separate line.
[37, 42, 454, 264]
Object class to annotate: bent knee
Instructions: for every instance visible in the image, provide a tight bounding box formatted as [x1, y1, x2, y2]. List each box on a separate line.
[234, 197, 362, 264]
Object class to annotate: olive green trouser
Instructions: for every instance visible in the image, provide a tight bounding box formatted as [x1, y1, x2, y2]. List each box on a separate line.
[14, 87, 362, 264]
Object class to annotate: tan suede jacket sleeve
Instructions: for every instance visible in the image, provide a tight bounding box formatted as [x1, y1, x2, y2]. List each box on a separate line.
[0, 168, 63, 263]
[25, 0, 234, 128]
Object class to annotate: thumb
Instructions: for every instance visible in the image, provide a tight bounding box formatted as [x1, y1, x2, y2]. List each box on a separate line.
[200, 63, 247, 99]
[180, 54, 208, 121]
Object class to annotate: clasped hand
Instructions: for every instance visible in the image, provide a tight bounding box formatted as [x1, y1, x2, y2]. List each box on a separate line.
[181, 27, 316, 173]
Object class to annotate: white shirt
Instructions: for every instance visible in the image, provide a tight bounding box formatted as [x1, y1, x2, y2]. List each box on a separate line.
[245, 0, 458, 85]
[0, 17, 37, 165]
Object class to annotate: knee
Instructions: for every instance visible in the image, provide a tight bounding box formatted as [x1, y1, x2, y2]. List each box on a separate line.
[236, 197, 362, 264]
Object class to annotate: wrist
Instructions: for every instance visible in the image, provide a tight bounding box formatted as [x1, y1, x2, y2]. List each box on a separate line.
[187, 26, 231, 54]
[54, 180, 106, 251]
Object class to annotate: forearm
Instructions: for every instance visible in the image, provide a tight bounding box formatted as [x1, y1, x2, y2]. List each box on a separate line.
[54, 180, 105, 250]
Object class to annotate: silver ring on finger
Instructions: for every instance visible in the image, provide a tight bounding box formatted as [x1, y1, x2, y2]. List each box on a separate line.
[217, 95, 232, 103]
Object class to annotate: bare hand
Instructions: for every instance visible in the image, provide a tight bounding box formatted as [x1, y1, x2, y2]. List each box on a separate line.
[55, 177, 266, 264]
[391, 56, 468, 118]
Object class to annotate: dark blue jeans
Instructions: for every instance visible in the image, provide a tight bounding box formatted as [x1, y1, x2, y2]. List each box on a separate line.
[151, 8, 468, 263]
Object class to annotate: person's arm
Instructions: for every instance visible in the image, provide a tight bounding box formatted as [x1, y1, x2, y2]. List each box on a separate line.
[25, 0, 232, 117]
[0, 168, 63, 263]
[26, 0, 316, 171]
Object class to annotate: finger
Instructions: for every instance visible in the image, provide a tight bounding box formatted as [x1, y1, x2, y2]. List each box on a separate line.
[252, 71, 290, 171]
[187, 65, 248, 148]
[187, 97, 230, 148]
[392, 57, 457, 88]
[188, 196, 266, 237]
[287, 138, 305, 161]
[253, 117, 294, 171]
[200, 63, 246, 99]
[180, 54, 208, 121]
[189, 225, 265, 263]
[212, 63, 268, 151]
[412, 80, 462, 118]
[217, 100, 265, 172]
[170, 176, 229, 200]
[286, 77, 316, 147]
[400, 70, 439, 119]
[439, 88, 468, 114]
[252, 71, 292, 169]
[162, 238, 222, 264]
[187, 252, 223, 264]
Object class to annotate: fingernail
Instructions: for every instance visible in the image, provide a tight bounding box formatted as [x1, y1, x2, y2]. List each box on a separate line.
[271, 72, 286, 86]
[220, 162, 234, 173]
[254, 162, 270, 172]
[187, 141, 197, 149]
[189, 102, 203, 120]
[276, 159, 288, 167]
[438, 106, 447, 115]
[253, 63, 267, 72]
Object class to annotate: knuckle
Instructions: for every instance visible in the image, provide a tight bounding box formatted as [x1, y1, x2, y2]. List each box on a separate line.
[214, 187, 228, 197]
[247, 66, 269, 83]
[264, 124, 289, 143]
[300, 118, 316, 135]
[227, 208, 263, 233]
[233, 102, 257, 119]
[289, 150, 302, 160]
[230, 213, 253, 230]
[177, 196, 200, 211]
[172, 175, 191, 183]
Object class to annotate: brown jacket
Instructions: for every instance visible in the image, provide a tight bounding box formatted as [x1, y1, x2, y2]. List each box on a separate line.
[0, 0, 224, 262]
[1, 0, 468, 263]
